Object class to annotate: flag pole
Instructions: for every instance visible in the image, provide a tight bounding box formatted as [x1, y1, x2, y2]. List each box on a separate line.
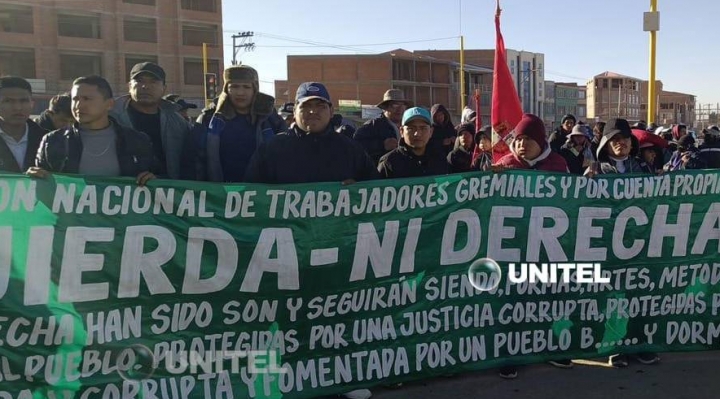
[460, 35, 466, 111]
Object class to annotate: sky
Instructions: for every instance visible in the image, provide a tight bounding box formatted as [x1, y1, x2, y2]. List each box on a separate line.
[221, 0, 720, 106]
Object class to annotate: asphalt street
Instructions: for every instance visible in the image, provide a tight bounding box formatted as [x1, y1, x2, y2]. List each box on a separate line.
[368, 351, 719, 399]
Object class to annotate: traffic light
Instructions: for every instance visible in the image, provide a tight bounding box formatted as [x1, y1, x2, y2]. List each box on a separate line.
[204, 73, 217, 100]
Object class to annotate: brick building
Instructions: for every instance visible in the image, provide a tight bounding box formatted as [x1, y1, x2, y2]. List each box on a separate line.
[587, 72, 696, 126]
[415, 49, 545, 117]
[274, 49, 493, 121]
[639, 81, 696, 126]
[0, 0, 223, 112]
[586, 72, 643, 122]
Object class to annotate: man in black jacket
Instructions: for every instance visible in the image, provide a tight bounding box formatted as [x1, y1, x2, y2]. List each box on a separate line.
[0, 76, 47, 173]
[26, 76, 155, 185]
[548, 114, 576, 153]
[378, 107, 449, 178]
[687, 125, 720, 169]
[353, 89, 413, 163]
[245, 82, 377, 185]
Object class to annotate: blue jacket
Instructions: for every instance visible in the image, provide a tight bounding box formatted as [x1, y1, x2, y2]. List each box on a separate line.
[245, 125, 379, 184]
[197, 92, 286, 182]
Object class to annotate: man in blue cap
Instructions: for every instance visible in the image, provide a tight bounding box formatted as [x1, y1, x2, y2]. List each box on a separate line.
[377, 107, 449, 178]
[245, 82, 377, 185]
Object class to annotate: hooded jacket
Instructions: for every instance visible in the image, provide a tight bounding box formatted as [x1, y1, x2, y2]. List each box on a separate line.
[429, 104, 456, 154]
[34, 118, 153, 176]
[200, 92, 286, 182]
[559, 126, 595, 175]
[447, 135, 473, 173]
[110, 95, 196, 180]
[244, 124, 378, 184]
[594, 128, 645, 175]
[0, 120, 46, 172]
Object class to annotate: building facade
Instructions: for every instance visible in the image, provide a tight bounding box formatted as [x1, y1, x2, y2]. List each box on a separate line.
[586, 72, 642, 122]
[577, 86, 587, 121]
[274, 49, 493, 121]
[415, 49, 545, 117]
[554, 82, 579, 123]
[543, 81, 555, 130]
[639, 80, 696, 126]
[0, 0, 224, 111]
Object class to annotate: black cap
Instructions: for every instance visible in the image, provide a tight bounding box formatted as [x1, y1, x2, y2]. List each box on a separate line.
[278, 102, 294, 116]
[130, 62, 166, 83]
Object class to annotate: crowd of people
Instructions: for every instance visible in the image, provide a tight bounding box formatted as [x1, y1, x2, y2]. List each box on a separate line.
[1, 63, 718, 399]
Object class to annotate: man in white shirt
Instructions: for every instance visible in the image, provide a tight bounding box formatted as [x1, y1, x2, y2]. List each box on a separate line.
[0, 76, 46, 173]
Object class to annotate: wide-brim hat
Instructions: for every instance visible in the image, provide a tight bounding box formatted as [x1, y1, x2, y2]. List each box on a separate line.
[376, 89, 413, 109]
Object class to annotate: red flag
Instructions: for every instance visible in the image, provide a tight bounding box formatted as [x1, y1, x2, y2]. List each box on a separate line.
[491, 0, 523, 162]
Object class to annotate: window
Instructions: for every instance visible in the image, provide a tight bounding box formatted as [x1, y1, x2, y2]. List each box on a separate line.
[183, 58, 220, 85]
[0, 48, 35, 77]
[124, 17, 157, 43]
[0, 4, 33, 34]
[123, 0, 155, 5]
[60, 53, 102, 80]
[601, 79, 608, 89]
[58, 14, 101, 39]
[392, 60, 413, 81]
[579, 90, 585, 99]
[181, 0, 218, 12]
[125, 55, 159, 79]
[611, 79, 621, 89]
[182, 24, 218, 46]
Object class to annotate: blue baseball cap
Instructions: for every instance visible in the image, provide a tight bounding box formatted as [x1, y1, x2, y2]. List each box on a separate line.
[295, 82, 331, 105]
[402, 107, 432, 126]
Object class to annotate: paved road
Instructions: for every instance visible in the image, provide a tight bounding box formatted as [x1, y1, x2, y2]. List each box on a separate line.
[369, 351, 719, 399]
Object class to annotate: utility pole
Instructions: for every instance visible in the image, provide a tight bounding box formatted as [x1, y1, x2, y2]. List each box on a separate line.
[644, 1, 659, 123]
[231, 32, 255, 65]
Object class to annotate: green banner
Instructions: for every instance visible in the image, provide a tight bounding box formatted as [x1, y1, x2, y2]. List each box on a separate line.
[1, 170, 719, 399]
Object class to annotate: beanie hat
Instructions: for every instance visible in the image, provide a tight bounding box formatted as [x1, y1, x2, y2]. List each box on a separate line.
[514, 114, 547, 148]
[561, 114, 576, 124]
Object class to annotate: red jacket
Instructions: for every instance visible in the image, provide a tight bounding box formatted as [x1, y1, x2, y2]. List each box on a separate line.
[496, 148, 568, 173]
